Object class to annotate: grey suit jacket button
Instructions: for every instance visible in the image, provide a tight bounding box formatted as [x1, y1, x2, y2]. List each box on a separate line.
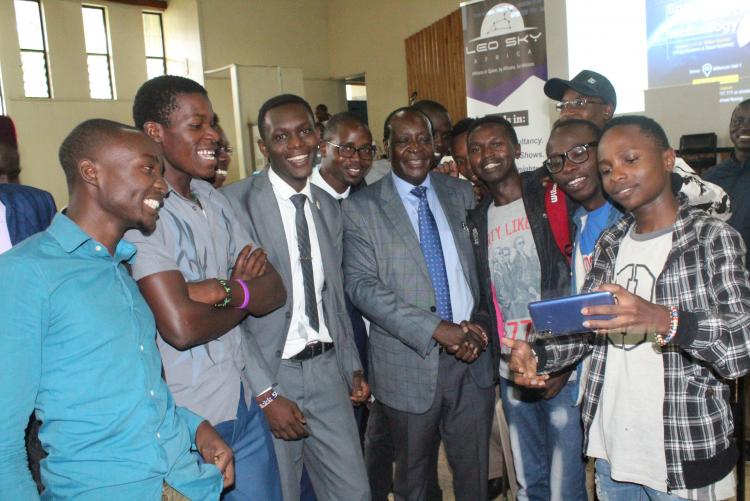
[285, 311, 292, 319]
[430, 306, 437, 312]
[275, 350, 282, 358]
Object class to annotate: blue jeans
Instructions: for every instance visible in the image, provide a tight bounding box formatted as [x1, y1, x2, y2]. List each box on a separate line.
[211, 388, 282, 501]
[595, 459, 690, 500]
[500, 377, 586, 501]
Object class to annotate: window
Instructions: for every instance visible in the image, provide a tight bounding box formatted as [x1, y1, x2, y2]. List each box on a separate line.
[14, 0, 51, 98]
[82, 5, 114, 99]
[142, 12, 166, 79]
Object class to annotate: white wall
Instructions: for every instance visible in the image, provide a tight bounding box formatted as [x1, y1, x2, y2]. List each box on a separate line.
[0, 0, 157, 206]
[197, 0, 346, 179]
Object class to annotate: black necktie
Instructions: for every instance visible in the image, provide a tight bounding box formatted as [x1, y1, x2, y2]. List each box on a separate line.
[290, 194, 319, 332]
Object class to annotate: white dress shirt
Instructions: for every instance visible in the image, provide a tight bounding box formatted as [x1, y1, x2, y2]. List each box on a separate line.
[310, 166, 350, 200]
[0, 201, 12, 254]
[268, 168, 333, 358]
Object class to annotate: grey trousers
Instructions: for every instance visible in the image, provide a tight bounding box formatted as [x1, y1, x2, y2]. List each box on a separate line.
[382, 352, 495, 501]
[273, 349, 370, 501]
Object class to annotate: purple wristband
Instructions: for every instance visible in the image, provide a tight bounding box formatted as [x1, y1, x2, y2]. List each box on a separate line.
[233, 279, 250, 309]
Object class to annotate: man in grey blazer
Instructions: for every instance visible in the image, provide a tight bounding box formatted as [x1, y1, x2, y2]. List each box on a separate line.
[343, 107, 495, 501]
[222, 94, 370, 501]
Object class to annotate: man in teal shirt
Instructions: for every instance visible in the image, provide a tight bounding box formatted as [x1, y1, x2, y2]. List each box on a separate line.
[0, 119, 232, 500]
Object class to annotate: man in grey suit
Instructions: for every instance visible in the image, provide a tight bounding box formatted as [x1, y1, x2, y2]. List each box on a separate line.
[221, 94, 370, 501]
[343, 107, 495, 501]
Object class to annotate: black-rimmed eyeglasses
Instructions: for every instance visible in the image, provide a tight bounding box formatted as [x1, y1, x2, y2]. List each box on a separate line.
[326, 141, 376, 160]
[543, 142, 598, 174]
[555, 98, 606, 112]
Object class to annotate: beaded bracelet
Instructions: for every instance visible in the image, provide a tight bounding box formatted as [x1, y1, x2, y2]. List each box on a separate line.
[654, 306, 679, 346]
[213, 278, 232, 308]
[258, 390, 278, 409]
[233, 278, 250, 310]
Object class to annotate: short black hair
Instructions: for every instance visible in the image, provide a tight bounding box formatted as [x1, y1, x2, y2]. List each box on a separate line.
[323, 112, 370, 141]
[549, 118, 601, 141]
[451, 118, 476, 139]
[601, 115, 670, 151]
[467, 115, 519, 145]
[133, 75, 208, 129]
[257, 94, 314, 141]
[383, 107, 433, 142]
[413, 100, 451, 130]
[413, 100, 448, 115]
[58, 119, 140, 190]
[0, 143, 20, 181]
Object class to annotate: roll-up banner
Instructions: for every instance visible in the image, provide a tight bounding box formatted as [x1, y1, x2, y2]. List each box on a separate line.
[460, 0, 551, 171]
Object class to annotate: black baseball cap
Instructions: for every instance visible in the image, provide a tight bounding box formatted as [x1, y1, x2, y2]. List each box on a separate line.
[544, 70, 617, 109]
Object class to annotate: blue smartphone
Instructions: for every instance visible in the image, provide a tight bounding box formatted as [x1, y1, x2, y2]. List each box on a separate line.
[528, 291, 615, 336]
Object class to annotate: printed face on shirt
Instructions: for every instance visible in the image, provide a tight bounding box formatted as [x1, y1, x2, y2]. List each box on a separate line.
[547, 122, 604, 209]
[152, 92, 220, 180]
[259, 102, 319, 192]
[320, 120, 373, 189]
[95, 129, 167, 234]
[598, 124, 674, 214]
[558, 88, 613, 129]
[729, 102, 750, 153]
[467, 123, 520, 186]
[387, 110, 434, 186]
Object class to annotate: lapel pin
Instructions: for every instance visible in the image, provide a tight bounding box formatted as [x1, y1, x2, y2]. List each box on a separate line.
[461, 221, 469, 232]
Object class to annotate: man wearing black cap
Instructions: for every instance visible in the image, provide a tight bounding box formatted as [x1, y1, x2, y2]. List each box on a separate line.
[544, 70, 616, 129]
[544, 69, 730, 221]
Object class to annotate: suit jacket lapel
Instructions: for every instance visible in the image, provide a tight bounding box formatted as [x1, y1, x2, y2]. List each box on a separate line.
[0, 190, 20, 245]
[251, 172, 293, 286]
[380, 173, 431, 281]
[431, 174, 476, 293]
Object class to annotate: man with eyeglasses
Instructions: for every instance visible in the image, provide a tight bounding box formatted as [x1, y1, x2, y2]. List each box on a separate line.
[544, 69, 730, 221]
[310, 111, 373, 444]
[311, 112, 374, 200]
[465, 115, 586, 501]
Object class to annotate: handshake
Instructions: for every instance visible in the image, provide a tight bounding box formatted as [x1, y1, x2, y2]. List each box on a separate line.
[432, 320, 489, 363]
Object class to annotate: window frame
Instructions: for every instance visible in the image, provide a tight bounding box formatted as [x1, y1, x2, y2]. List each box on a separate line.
[15, 0, 52, 99]
[81, 4, 115, 100]
[142, 11, 166, 79]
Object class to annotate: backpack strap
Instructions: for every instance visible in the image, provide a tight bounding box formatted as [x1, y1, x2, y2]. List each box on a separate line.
[544, 181, 572, 264]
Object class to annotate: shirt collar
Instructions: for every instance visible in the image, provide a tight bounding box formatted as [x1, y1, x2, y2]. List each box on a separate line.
[268, 166, 313, 202]
[166, 178, 214, 202]
[392, 171, 432, 202]
[310, 167, 350, 200]
[48, 213, 137, 263]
